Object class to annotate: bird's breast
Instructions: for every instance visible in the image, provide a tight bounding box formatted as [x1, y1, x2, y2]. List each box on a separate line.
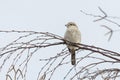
[65, 28, 81, 43]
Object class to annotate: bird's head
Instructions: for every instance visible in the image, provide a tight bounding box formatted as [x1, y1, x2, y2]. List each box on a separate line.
[65, 22, 78, 28]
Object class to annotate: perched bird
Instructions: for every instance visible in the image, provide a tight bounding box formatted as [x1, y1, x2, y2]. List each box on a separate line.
[64, 22, 81, 65]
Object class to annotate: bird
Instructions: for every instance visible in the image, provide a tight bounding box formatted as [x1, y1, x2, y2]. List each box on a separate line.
[64, 22, 81, 65]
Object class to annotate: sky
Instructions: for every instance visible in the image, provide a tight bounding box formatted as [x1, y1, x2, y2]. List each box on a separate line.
[0, 0, 120, 80]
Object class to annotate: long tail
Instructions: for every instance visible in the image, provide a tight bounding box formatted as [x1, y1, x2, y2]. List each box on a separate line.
[69, 49, 76, 65]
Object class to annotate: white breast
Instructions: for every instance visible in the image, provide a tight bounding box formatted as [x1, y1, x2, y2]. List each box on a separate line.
[64, 26, 81, 43]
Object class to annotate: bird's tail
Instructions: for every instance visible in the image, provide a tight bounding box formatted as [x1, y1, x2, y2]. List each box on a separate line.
[70, 49, 76, 65]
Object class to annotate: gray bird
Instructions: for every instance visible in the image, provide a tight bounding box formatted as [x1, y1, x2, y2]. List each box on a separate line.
[64, 22, 81, 65]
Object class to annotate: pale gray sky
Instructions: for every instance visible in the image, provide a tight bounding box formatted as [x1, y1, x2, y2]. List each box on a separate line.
[0, 0, 120, 80]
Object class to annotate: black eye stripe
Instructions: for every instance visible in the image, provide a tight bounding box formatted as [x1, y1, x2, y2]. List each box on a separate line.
[69, 24, 73, 25]
[67, 23, 76, 26]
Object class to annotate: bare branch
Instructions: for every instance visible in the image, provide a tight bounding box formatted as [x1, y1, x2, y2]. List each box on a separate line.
[94, 7, 107, 22]
[101, 25, 113, 41]
[80, 7, 120, 41]
[0, 30, 120, 80]
[80, 7, 120, 27]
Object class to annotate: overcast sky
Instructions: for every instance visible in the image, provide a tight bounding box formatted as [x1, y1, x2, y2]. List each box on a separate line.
[0, 0, 120, 80]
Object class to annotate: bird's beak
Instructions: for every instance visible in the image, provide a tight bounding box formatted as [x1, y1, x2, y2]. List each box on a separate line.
[65, 24, 67, 27]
